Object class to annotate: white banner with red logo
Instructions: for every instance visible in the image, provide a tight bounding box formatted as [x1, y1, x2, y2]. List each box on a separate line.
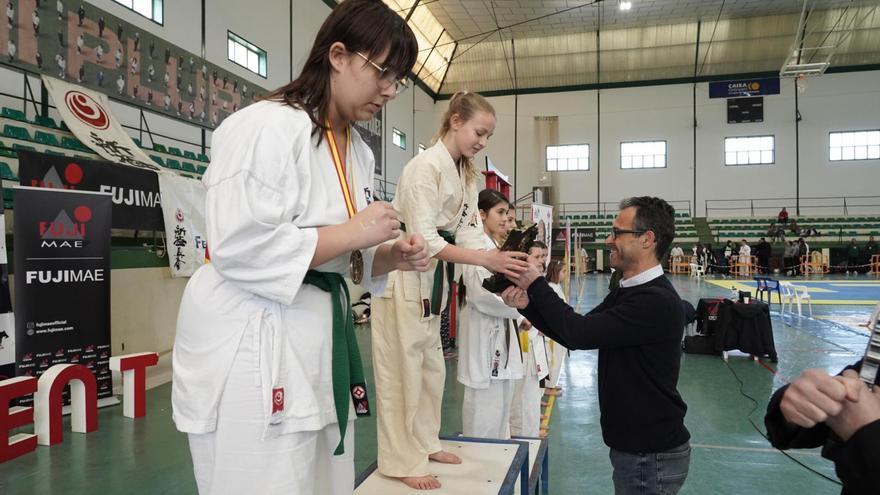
[41, 76, 159, 171]
[531, 203, 554, 249]
[157, 174, 208, 278]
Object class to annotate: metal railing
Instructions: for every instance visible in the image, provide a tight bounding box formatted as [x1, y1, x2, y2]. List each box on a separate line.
[705, 196, 880, 218]
[556, 199, 692, 219]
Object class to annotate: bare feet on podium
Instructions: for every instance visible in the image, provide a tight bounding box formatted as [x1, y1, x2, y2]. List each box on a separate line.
[429, 450, 462, 464]
[398, 475, 441, 490]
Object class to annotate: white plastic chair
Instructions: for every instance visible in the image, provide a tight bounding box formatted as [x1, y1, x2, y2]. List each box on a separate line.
[689, 262, 705, 278]
[780, 281, 812, 317]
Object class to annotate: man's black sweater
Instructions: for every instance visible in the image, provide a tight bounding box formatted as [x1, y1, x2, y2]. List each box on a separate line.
[520, 274, 690, 453]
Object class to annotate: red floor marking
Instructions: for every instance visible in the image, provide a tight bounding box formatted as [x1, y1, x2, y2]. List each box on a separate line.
[757, 358, 789, 384]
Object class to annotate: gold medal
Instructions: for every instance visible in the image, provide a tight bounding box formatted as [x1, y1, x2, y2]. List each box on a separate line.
[349, 249, 364, 285]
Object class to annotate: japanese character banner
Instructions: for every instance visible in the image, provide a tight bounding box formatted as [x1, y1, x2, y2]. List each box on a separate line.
[157, 173, 207, 278]
[13, 186, 112, 405]
[42, 75, 158, 171]
[17, 149, 164, 230]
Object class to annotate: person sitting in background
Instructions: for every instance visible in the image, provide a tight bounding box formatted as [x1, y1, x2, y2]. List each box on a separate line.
[778, 207, 789, 225]
[765, 362, 880, 495]
[790, 219, 801, 236]
[768, 222, 785, 243]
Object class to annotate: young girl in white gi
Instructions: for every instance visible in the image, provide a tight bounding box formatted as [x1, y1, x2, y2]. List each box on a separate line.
[171, 2, 429, 494]
[544, 260, 568, 400]
[510, 244, 550, 438]
[372, 92, 529, 490]
[458, 189, 526, 439]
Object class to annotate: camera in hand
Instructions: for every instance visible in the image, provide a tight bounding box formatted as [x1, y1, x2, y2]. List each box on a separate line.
[482, 223, 539, 294]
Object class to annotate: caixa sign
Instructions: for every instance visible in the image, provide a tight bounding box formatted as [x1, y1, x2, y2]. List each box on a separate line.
[0, 352, 158, 463]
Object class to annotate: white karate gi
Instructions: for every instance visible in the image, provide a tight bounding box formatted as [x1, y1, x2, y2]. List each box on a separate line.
[546, 282, 569, 388]
[372, 140, 484, 477]
[509, 326, 547, 438]
[172, 100, 386, 495]
[458, 233, 525, 439]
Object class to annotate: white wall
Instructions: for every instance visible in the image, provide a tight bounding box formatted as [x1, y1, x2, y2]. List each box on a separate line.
[409, 70, 880, 218]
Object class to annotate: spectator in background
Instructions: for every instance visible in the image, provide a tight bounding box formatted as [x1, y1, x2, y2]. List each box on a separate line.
[778, 207, 789, 225]
[670, 243, 685, 264]
[738, 239, 752, 276]
[768, 222, 785, 243]
[783, 241, 798, 276]
[847, 239, 860, 274]
[755, 237, 771, 274]
[790, 219, 801, 236]
[704, 244, 716, 274]
[865, 236, 877, 267]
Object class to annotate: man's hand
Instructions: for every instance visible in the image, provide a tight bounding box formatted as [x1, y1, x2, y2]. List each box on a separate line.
[391, 234, 431, 272]
[780, 368, 860, 428]
[826, 370, 880, 441]
[501, 286, 530, 309]
[510, 262, 543, 289]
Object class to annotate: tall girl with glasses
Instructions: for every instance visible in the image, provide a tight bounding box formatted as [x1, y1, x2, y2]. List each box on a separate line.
[171, 2, 430, 494]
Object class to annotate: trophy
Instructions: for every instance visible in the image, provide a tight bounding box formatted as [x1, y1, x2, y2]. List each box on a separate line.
[482, 223, 539, 294]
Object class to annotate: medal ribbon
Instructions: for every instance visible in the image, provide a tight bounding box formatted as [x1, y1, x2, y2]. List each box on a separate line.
[326, 122, 356, 218]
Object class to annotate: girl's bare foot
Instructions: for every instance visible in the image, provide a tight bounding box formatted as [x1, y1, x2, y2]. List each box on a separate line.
[397, 475, 441, 490]
[428, 450, 462, 464]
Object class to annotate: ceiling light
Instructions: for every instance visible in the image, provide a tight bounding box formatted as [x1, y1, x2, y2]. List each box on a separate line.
[619, 1, 632, 11]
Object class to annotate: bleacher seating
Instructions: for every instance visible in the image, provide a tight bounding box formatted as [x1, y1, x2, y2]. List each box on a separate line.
[1, 107, 26, 122]
[33, 115, 58, 129]
[182, 162, 198, 174]
[165, 158, 182, 170]
[558, 212, 699, 243]
[3, 124, 31, 141]
[0, 161, 17, 181]
[184, 150, 197, 160]
[34, 130, 60, 147]
[168, 146, 183, 156]
[153, 143, 168, 153]
[709, 216, 880, 242]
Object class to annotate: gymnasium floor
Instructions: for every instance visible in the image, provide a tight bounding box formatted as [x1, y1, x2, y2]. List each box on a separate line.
[2, 273, 876, 494]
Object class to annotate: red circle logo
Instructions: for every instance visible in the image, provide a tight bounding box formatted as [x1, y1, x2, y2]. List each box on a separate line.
[175, 208, 184, 223]
[74, 206, 92, 223]
[273, 390, 283, 406]
[64, 163, 83, 184]
[64, 91, 110, 129]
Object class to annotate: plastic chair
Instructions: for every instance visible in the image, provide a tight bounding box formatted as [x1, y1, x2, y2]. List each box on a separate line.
[780, 281, 812, 317]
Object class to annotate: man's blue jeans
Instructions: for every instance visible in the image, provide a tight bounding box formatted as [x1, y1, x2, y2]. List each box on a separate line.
[609, 442, 691, 495]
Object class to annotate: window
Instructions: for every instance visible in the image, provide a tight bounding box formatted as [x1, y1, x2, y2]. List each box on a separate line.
[392, 128, 406, 150]
[724, 136, 775, 165]
[830, 130, 880, 161]
[620, 141, 666, 169]
[546, 144, 590, 171]
[227, 32, 267, 78]
[418, 143, 426, 154]
[113, 0, 163, 24]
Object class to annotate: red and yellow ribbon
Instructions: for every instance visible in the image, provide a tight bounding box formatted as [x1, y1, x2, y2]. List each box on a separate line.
[326, 122, 356, 218]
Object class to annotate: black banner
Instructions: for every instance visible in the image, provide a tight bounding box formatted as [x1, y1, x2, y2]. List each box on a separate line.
[13, 187, 112, 404]
[17, 149, 163, 230]
[0, 194, 12, 381]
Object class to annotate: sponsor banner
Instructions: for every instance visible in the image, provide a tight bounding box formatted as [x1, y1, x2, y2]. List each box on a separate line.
[17, 149, 163, 230]
[572, 228, 597, 243]
[157, 174, 208, 277]
[13, 187, 112, 404]
[42, 76, 159, 171]
[0, 1, 265, 128]
[709, 77, 780, 99]
[530, 203, 554, 249]
[0, 192, 12, 380]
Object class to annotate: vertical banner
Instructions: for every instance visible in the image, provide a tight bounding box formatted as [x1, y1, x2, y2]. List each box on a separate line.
[0, 195, 13, 381]
[42, 75, 158, 171]
[530, 203, 554, 249]
[13, 187, 112, 405]
[354, 108, 382, 176]
[157, 174, 208, 277]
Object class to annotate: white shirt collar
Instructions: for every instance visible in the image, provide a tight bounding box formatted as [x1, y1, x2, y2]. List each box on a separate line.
[619, 264, 664, 288]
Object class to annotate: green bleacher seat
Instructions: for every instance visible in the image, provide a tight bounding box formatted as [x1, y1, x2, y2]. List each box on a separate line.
[165, 158, 182, 170]
[197, 153, 210, 162]
[153, 143, 168, 153]
[182, 162, 197, 173]
[0, 148, 15, 158]
[150, 155, 164, 167]
[3, 187, 13, 209]
[59, 121, 70, 132]
[0, 162, 16, 181]
[183, 150, 197, 160]
[132, 138, 142, 147]
[13, 144, 37, 152]
[33, 115, 58, 128]
[44, 150, 65, 157]
[61, 136, 81, 150]
[3, 124, 31, 141]
[197, 165, 207, 174]
[168, 147, 183, 156]
[2, 107, 27, 122]
[34, 131, 60, 147]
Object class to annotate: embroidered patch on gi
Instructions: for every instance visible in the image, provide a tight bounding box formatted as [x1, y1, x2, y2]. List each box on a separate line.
[422, 299, 431, 318]
[350, 383, 370, 417]
[272, 387, 284, 414]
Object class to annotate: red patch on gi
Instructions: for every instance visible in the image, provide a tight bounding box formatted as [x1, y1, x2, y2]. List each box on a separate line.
[272, 387, 284, 414]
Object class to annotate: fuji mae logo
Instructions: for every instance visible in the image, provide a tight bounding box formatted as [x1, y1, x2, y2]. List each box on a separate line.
[31, 163, 83, 190]
[39, 206, 92, 242]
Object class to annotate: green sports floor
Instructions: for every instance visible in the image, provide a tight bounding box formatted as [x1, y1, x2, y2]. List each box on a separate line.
[2, 273, 876, 494]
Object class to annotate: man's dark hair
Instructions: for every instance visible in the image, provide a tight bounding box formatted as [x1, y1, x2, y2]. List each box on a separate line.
[619, 196, 676, 261]
[531, 240, 548, 250]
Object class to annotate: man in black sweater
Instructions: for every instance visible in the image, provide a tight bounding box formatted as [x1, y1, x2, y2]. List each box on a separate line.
[501, 196, 690, 494]
[765, 361, 880, 494]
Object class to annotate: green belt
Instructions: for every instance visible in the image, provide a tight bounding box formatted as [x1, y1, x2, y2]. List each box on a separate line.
[303, 270, 368, 456]
[400, 223, 456, 315]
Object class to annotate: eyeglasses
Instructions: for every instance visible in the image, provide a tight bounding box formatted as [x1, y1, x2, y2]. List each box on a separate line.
[354, 51, 410, 96]
[609, 227, 647, 240]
